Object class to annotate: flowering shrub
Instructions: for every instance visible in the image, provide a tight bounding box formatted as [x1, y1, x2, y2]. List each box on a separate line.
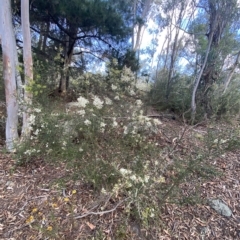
[14, 65, 220, 234]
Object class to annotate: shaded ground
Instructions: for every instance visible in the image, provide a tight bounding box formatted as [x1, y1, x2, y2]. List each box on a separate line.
[0, 118, 240, 239]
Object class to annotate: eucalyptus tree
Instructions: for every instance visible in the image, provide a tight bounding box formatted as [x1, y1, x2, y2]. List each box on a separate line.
[190, 0, 240, 118]
[0, 0, 38, 150]
[21, 0, 33, 138]
[131, 0, 155, 51]
[0, 0, 19, 151]
[155, 0, 196, 100]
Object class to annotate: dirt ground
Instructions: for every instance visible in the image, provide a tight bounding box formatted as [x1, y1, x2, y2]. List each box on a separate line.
[0, 118, 240, 239]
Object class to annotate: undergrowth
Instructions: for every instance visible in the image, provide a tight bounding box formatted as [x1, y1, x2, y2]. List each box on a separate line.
[13, 65, 240, 238]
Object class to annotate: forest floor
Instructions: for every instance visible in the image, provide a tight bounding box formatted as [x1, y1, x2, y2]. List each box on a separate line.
[0, 117, 240, 240]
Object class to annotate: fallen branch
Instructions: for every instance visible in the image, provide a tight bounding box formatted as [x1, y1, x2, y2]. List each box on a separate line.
[74, 197, 128, 219]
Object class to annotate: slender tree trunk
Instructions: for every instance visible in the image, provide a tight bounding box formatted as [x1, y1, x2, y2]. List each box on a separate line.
[42, 21, 50, 53]
[132, 0, 137, 50]
[15, 47, 23, 100]
[38, 22, 44, 50]
[223, 51, 240, 93]
[191, 26, 215, 121]
[59, 35, 70, 95]
[0, 0, 19, 151]
[59, 28, 76, 94]
[132, 0, 153, 51]
[166, 29, 180, 99]
[21, 0, 33, 138]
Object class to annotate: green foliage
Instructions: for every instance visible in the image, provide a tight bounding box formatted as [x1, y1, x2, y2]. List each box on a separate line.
[14, 66, 229, 237]
[24, 80, 47, 96]
[209, 80, 240, 119]
[148, 69, 192, 116]
[205, 123, 240, 154]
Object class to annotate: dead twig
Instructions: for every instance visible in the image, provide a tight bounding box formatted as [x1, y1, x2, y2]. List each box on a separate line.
[74, 197, 128, 219]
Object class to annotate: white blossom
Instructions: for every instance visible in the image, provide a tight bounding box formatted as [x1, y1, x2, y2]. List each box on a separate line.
[33, 108, 41, 113]
[112, 120, 118, 128]
[104, 97, 112, 105]
[130, 175, 137, 182]
[77, 109, 85, 116]
[119, 168, 132, 176]
[114, 95, 120, 100]
[100, 122, 106, 132]
[129, 89, 136, 96]
[123, 126, 129, 135]
[111, 84, 117, 90]
[153, 118, 162, 125]
[77, 96, 89, 108]
[144, 175, 150, 183]
[136, 99, 142, 106]
[93, 96, 104, 109]
[33, 129, 40, 135]
[100, 122, 106, 128]
[29, 114, 36, 125]
[84, 119, 91, 126]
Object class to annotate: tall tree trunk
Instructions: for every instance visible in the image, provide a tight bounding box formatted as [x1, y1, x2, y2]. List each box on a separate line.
[0, 0, 19, 151]
[191, 24, 215, 121]
[59, 35, 70, 95]
[223, 51, 240, 94]
[38, 22, 44, 50]
[21, 0, 33, 138]
[59, 27, 76, 95]
[165, 29, 180, 99]
[42, 21, 50, 53]
[132, 0, 153, 51]
[199, 0, 236, 115]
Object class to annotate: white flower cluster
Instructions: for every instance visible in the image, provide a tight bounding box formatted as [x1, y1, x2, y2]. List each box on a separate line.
[62, 140, 67, 150]
[29, 114, 36, 126]
[104, 97, 112, 105]
[93, 96, 104, 109]
[119, 168, 132, 176]
[77, 96, 89, 108]
[84, 119, 91, 126]
[121, 67, 135, 82]
[33, 108, 41, 113]
[24, 148, 40, 155]
[129, 89, 136, 96]
[100, 122, 106, 133]
[135, 99, 142, 106]
[119, 168, 150, 184]
[77, 109, 85, 116]
[123, 114, 162, 136]
[111, 167, 152, 196]
[112, 118, 118, 128]
[136, 81, 151, 92]
[28, 114, 36, 131]
[33, 129, 40, 136]
[111, 84, 117, 90]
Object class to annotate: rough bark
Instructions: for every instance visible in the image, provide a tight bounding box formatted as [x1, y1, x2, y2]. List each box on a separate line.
[0, 0, 19, 151]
